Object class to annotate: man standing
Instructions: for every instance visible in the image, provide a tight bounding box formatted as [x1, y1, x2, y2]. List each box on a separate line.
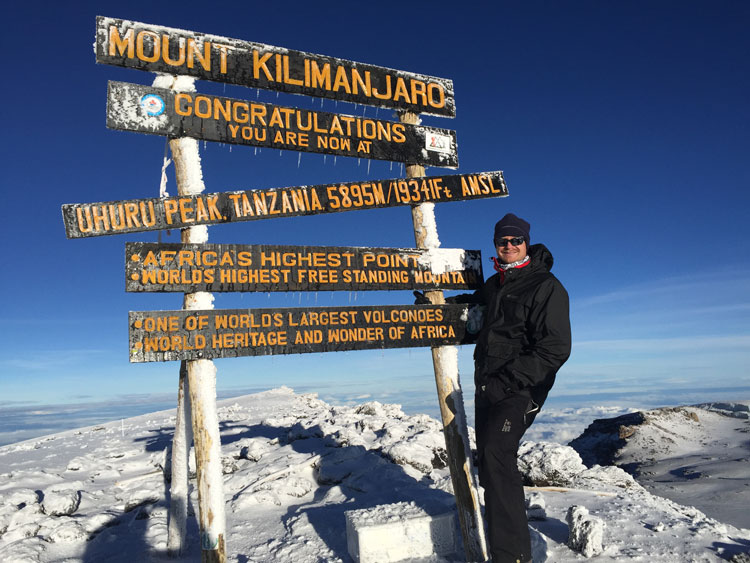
[463, 213, 571, 562]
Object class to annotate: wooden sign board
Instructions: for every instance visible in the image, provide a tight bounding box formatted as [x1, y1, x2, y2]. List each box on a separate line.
[96, 16, 455, 118]
[106, 82, 458, 167]
[62, 171, 507, 238]
[126, 243, 483, 293]
[129, 304, 469, 362]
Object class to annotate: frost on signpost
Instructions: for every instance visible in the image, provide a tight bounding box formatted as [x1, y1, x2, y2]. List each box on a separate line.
[400, 111, 488, 562]
[156, 74, 226, 563]
[74, 18, 514, 563]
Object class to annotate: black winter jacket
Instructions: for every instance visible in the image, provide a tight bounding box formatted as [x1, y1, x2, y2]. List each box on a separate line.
[455, 244, 571, 408]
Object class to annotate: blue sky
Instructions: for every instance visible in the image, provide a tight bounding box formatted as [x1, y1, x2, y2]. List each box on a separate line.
[1, 1, 748, 441]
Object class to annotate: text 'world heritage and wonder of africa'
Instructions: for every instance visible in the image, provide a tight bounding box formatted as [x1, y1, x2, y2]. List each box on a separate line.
[129, 305, 470, 362]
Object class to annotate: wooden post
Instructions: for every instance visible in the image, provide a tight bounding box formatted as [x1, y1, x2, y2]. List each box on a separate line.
[167, 362, 193, 556]
[163, 75, 227, 563]
[401, 112, 489, 561]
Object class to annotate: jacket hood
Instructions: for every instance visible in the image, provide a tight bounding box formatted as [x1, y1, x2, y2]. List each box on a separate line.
[529, 244, 554, 272]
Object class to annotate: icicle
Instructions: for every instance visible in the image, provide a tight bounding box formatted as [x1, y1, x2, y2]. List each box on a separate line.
[323, 155, 327, 164]
[297, 153, 301, 168]
[159, 139, 172, 198]
[279, 150, 283, 157]
[400, 163, 404, 176]
[358, 158, 361, 166]
[334, 156, 337, 166]
[390, 161, 393, 171]
[254, 147, 258, 156]
[367, 160, 371, 174]
[256, 89, 260, 98]
[158, 156, 170, 196]
[320, 98, 324, 108]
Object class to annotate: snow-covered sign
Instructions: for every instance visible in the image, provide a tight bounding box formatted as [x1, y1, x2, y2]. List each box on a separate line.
[62, 171, 507, 238]
[128, 304, 469, 362]
[95, 16, 456, 118]
[126, 243, 483, 293]
[106, 82, 458, 167]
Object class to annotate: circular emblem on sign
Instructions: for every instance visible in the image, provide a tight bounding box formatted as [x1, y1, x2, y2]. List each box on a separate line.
[140, 94, 166, 116]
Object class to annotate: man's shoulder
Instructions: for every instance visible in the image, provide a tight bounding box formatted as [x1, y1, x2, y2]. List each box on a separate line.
[534, 271, 569, 300]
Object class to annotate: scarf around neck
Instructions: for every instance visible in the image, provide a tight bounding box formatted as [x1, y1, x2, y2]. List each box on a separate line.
[491, 255, 531, 282]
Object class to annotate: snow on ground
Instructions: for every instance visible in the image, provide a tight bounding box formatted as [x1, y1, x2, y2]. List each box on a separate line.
[0, 387, 748, 562]
[569, 402, 750, 530]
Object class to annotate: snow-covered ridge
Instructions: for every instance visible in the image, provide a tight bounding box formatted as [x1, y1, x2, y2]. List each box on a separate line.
[570, 402, 750, 531]
[1, 389, 748, 561]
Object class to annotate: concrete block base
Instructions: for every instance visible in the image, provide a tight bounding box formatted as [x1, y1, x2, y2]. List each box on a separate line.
[345, 502, 456, 563]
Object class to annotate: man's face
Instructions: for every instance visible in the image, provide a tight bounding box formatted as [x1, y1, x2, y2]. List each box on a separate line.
[495, 236, 528, 264]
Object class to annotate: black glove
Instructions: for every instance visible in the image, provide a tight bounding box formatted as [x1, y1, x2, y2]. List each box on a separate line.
[413, 290, 431, 305]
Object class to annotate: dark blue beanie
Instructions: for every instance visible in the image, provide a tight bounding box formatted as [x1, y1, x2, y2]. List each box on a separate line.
[493, 213, 530, 244]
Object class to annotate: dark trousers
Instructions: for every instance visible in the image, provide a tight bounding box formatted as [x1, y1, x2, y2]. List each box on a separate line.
[476, 394, 537, 563]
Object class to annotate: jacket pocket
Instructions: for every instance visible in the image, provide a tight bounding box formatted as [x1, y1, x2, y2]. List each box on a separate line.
[486, 343, 517, 359]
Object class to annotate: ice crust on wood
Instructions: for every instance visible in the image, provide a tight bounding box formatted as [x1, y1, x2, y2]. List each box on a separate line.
[417, 248, 475, 275]
[567, 505, 604, 557]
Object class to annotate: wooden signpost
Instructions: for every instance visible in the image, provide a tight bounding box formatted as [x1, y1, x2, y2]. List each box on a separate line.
[106, 81, 458, 167]
[95, 16, 456, 117]
[125, 243, 482, 293]
[400, 109, 488, 561]
[157, 75, 225, 561]
[64, 16, 502, 562]
[62, 171, 507, 238]
[129, 304, 470, 362]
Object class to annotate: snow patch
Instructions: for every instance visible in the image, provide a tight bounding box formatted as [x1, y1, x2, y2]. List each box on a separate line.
[0, 389, 748, 561]
[416, 248, 466, 274]
[41, 489, 81, 517]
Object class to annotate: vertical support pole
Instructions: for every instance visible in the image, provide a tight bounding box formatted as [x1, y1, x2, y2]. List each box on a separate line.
[400, 112, 488, 562]
[162, 75, 226, 563]
[167, 362, 193, 556]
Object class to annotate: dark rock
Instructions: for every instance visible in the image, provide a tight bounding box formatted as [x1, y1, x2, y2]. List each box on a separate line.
[568, 412, 646, 468]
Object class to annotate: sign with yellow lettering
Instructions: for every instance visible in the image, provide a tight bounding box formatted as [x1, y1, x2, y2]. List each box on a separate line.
[107, 82, 458, 167]
[96, 16, 455, 118]
[126, 243, 483, 293]
[129, 304, 469, 362]
[62, 171, 506, 238]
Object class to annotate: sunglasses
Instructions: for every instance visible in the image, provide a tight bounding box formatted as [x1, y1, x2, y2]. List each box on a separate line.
[495, 236, 525, 247]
